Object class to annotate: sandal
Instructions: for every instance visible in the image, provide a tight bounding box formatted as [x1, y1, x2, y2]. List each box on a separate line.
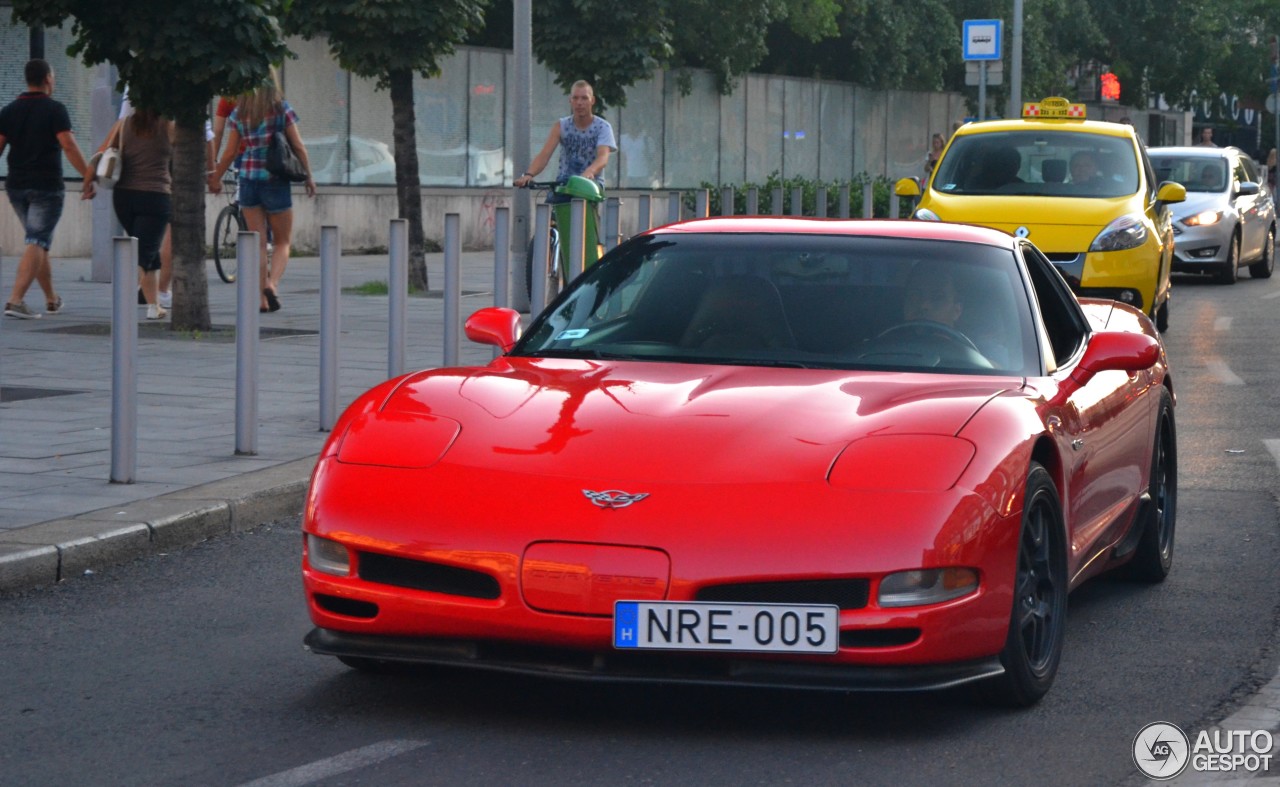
[263, 287, 281, 312]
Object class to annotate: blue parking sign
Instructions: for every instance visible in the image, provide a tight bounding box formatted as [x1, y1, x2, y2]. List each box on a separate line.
[963, 19, 1002, 61]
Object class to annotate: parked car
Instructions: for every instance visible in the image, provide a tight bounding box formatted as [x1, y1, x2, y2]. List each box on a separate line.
[897, 97, 1185, 331]
[301, 217, 1177, 707]
[306, 135, 395, 185]
[1148, 146, 1276, 283]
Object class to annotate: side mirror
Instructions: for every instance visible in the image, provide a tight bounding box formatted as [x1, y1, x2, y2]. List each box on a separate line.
[1156, 181, 1186, 205]
[464, 307, 522, 353]
[894, 178, 922, 198]
[1237, 181, 1260, 197]
[1066, 331, 1160, 390]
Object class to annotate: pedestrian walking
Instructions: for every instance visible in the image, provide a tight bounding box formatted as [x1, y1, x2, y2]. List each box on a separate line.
[0, 59, 96, 319]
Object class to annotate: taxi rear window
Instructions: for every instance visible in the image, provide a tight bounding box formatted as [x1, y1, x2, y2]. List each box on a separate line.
[934, 130, 1140, 198]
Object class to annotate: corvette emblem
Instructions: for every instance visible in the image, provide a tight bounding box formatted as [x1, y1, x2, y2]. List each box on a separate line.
[582, 489, 649, 509]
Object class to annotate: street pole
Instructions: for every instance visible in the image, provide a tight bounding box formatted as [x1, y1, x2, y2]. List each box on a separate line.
[511, 0, 532, 312]
[979, 62, 988, 122]
[1010, 0, 1023, 116]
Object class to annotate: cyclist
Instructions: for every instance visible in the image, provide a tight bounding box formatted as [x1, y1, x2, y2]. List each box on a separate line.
[514, 80, 616, 193]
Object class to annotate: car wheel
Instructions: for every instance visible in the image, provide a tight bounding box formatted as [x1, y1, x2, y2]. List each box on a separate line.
[1124, 388, 1178, 582]
[1249, 226, 1274, 279]
[1217, 232, 1239, 284]
[1154, 299, 1169, 333]
[984, 463, 1067, 707]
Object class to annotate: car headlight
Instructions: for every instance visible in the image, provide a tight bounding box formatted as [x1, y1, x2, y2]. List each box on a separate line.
[1181, 209, 1223, 227]
[1089, 214, 1149, 252]
[914, 207, 941, 221]
[878, 568, 979, 607]
[306, 534, 352, 576]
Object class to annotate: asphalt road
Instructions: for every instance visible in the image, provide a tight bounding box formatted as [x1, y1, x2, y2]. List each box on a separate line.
[1, 273, 1278, 787]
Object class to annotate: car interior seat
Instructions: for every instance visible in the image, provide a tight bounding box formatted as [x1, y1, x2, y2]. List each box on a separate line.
[680, 275, 797, 351]
[1041, 159, 1067, 183]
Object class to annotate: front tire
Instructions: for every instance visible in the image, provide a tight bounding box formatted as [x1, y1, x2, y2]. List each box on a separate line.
[1217, 232, 1239, 285]
[213, 205, 245, 284]
[984, 463, 1068, 707]
[1249, 226, 1274, 279]
[1125, 388, 1177, 582]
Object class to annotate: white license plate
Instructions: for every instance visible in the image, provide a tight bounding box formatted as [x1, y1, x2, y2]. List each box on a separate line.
[613, 601, 839, 654]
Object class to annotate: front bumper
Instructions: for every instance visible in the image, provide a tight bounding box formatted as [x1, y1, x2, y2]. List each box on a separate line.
[305, 627, 1006, 692]
[1171, 222, 1234, 272]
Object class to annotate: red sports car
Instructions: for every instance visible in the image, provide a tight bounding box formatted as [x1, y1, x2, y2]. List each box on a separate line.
[302, 218, 1176, 706]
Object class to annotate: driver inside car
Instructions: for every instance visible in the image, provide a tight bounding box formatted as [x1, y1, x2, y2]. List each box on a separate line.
[902, 262, 964, 327]
[856, 261, 994, 369]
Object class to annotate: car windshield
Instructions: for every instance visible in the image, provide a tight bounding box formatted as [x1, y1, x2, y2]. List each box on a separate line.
[933, 130, 1140, 198]
[512, 233, 1040, 375]
[1149, 155, 1228, 193]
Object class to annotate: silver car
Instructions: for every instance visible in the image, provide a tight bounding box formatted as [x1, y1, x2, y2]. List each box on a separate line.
[1149, 146, 1275, 284]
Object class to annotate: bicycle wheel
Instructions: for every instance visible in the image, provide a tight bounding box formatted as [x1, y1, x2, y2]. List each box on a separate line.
[213, 205, 246, 283]
[524, 226, 562, 304]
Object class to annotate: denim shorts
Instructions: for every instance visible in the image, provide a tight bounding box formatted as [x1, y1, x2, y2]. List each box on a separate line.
[7, 188, 65, 250]
[238, 178, 293, 214]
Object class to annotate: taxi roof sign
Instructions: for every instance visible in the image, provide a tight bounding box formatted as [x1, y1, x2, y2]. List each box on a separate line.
[1022, 97, 1087, 119]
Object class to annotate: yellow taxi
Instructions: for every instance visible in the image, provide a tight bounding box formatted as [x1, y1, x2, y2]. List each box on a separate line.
[896, 97, 1186, 330]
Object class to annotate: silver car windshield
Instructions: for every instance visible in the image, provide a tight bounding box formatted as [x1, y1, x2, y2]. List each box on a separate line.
[933, 130, 1140, 198]
[1150, 156, 1229, 193]
[514, 233, 1039, 376]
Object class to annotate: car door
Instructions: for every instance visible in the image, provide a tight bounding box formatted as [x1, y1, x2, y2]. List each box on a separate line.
[1237, 156, 1268, 259]
[1022, 244, 1152, 574]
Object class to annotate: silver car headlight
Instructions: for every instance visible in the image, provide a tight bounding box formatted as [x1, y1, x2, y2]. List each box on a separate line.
[913, 207, 942, 221]
[1089, 213, 1149, 252]
[1181, 209, 1224, 227]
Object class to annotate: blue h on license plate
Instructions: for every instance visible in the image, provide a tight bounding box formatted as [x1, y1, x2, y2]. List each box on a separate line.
[614, 601, 839, 654]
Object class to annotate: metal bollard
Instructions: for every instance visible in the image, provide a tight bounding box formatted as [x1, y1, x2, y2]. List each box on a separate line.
[234, 231, 260, 456]
[388, 218, 408, 379]
[668, 191, 682, 225]
[862, 182, 874, 218]
[839, 184, 851, 218]
[891, 194, 901, 219]
[443, 214, 461, 367]
[746, 187, 759, 215]
[604, 197, 621, 251]
[694, 189, 709, 218]
[531, 203, 551, 313]
[771, 187, 784, 216]
[816, 189, 828, 218]
[493, 206, 510, 308]
[319, 225, 340, 432]
[110, 236, 138, 482]
[790, 186, 803, 216]
[638, 194, 653, 231]
[721, 186, 735, 216]
[568, 198, 587, 281]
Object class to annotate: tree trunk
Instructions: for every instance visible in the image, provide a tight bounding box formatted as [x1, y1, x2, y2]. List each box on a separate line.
[170, 120, 211, 331]
[389, 68, 429, 292]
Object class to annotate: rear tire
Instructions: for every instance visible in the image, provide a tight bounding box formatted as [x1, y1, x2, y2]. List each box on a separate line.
[1154, 299, 1169, 333]
[982, 463, 1067, 707]
[1124, 388, 1177, 582]
[213, 205, 245, 284]
[1217, 232, 1239, 285]
[1249, 226, 1274, 279]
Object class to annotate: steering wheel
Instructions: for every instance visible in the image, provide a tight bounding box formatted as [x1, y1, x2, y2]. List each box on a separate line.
[857, 320, 992, 369]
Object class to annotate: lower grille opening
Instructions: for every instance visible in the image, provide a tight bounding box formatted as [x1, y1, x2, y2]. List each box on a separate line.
[358, 552, 501, 599]
[314, 593, 379, 619]
[840, 628, 921, 648]
[696, 579, 870, 610]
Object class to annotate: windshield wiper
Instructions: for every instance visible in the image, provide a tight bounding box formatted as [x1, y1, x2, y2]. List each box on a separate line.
[519, 348, 642, 361]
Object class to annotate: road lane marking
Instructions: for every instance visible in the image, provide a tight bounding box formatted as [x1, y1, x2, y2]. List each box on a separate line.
[1265, 440, 1280, 470]
[1214, 316, 1232, 331]
[237, 740, 430, 787]
[1205, 359, 1245, 386]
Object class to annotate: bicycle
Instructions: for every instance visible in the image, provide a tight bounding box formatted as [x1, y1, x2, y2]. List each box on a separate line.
[212, 169, 244, 283]
[523, 176, 606, 302]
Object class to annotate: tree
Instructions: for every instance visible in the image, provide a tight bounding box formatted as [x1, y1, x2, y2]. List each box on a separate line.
[285, 0, 489, 292]
[10, 0, 289, 331]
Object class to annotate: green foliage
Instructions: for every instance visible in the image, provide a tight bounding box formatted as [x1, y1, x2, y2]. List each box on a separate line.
[11, 0, 289, 124]
[690, 172, 908, 219]
[284, 0, 488, 87]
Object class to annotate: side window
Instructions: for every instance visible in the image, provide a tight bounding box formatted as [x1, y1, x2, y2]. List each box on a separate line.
[1139, 146, 1159, 201]
[1241, 157, 1260, 184]
[1234, 159, 1251, 188]
[1020, 243, 1089, 368]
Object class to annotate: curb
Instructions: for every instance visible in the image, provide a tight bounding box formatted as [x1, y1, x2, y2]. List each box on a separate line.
[0, 457, 315, 593]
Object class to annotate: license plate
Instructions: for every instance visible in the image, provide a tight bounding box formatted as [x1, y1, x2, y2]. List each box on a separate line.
[613, 601, 839, 654]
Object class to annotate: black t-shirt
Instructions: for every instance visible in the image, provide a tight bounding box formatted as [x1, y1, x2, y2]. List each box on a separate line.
[0, 92, 72, 191]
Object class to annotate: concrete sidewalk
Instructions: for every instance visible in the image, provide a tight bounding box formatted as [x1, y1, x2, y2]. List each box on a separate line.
[0, 250, 503, 591]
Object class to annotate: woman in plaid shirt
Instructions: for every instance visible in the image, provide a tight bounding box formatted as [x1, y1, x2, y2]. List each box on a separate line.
[208, 68, 315, 312]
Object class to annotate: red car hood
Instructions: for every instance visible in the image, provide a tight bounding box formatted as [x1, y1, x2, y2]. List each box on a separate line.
[374, 358, 1022, 484]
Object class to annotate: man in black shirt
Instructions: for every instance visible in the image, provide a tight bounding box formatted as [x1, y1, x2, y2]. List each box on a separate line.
[0, 59, 96, 319]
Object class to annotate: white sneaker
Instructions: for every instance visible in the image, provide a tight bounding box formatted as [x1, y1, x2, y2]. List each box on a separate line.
[4, 302, 41, 319]
[146, 304, 168, 320]
[157, 290, 172, 309]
